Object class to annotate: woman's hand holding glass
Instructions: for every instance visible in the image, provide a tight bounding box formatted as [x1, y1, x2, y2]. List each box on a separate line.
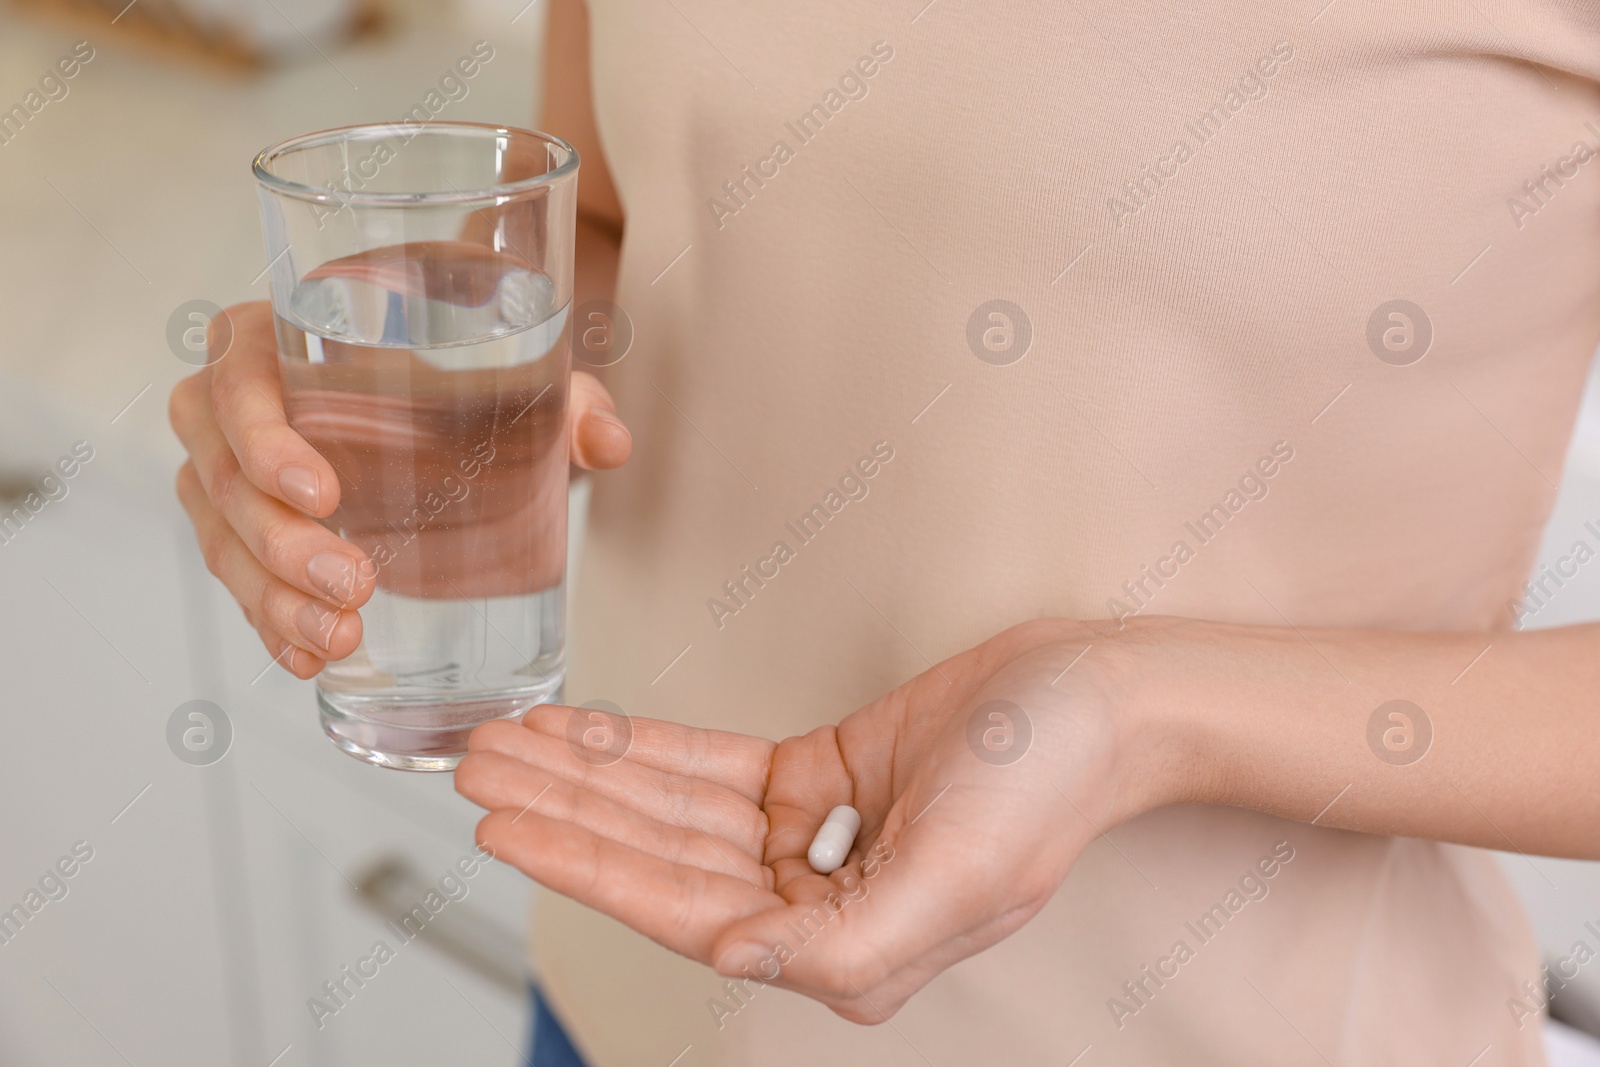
[169, 298, 632, 678]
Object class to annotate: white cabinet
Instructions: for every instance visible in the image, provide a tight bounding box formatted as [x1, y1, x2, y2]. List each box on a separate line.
[0, 422, 533, 1066]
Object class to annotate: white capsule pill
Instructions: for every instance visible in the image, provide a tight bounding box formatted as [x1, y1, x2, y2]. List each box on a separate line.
[806, 804, 862, 874]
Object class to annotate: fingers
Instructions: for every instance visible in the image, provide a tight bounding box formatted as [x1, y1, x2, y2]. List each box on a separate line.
[707, 843, 943, 1020]
[205, 301, 342, 518]
[569, 370, 631, 470]
[455, 750, 773, 889]
[243, 605, 327, 680]
[171, 299, 372, 670]
[172, 386, 374, 610]
[755, 726, 856, 877]
[178, 462, 363, 662]
[520, 704, 775, 805]
[474, 807, 775, 963]
[466, 719, 768, 856]
[710, 774, 1063, 1023]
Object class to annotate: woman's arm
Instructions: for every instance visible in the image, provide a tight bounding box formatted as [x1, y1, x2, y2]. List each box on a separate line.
[458, 613, 1600, 1019]
[1121, 616, 1600, 859]
[165, 0, 634, 679]
[542, 0, 623, 316]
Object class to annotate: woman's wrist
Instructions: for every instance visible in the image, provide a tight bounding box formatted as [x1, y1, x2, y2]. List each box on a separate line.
[1057, 614, 1333, 830]
[989, 617, 1220, 832]
[1074, 617, 1225, 826]
[1081, 614, 1365, 828]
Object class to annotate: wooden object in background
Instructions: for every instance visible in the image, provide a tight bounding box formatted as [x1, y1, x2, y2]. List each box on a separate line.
[7, 0, 386, 74]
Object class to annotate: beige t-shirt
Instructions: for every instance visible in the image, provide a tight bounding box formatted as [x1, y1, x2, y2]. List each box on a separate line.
[536, 1, 1600, 1063]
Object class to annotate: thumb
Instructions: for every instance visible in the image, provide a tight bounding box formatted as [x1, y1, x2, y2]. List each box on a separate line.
[569, 370, 631, 470]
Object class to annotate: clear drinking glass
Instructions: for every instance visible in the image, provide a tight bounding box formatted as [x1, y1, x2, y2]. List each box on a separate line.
[252, 122, 578, 770]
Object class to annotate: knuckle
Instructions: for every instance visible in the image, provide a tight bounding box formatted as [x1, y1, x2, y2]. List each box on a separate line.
[197, 523, 231, 579]
[666, 878, 699, 937]
[236, 417, 277, 466]
[741, 804, 769, 852]
[660, 773, 694, 819]
[209, 363, 243, 419]
[253, 512, 300, 574]
[207, 456, 245, 512]
[222, 552, 271, 618]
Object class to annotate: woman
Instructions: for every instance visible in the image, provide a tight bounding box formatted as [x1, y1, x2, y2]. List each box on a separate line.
[171, 0, 1600, 1063]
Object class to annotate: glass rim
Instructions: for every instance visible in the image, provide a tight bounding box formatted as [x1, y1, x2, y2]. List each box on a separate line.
[251, 121, 578, 206]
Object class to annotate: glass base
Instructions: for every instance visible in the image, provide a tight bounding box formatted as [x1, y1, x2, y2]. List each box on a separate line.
[318, 678, 562, 772]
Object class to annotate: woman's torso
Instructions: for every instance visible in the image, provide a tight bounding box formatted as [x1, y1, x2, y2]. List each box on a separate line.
[539, 2, 1600, 1063]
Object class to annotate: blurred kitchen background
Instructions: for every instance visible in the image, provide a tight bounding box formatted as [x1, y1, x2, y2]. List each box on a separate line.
[0, 0, 1598, 1064]
[0, 1, 553, 1064]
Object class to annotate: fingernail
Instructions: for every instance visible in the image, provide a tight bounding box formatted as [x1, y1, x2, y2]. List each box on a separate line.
[713, 942, 770, 979]
[297, 601, 338, 650]
[306, 551, 358, 604]
[279, 465, 320, 513]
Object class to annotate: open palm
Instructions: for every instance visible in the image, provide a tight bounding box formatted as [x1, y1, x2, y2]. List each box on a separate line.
[456, 620, 1126, 1021]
